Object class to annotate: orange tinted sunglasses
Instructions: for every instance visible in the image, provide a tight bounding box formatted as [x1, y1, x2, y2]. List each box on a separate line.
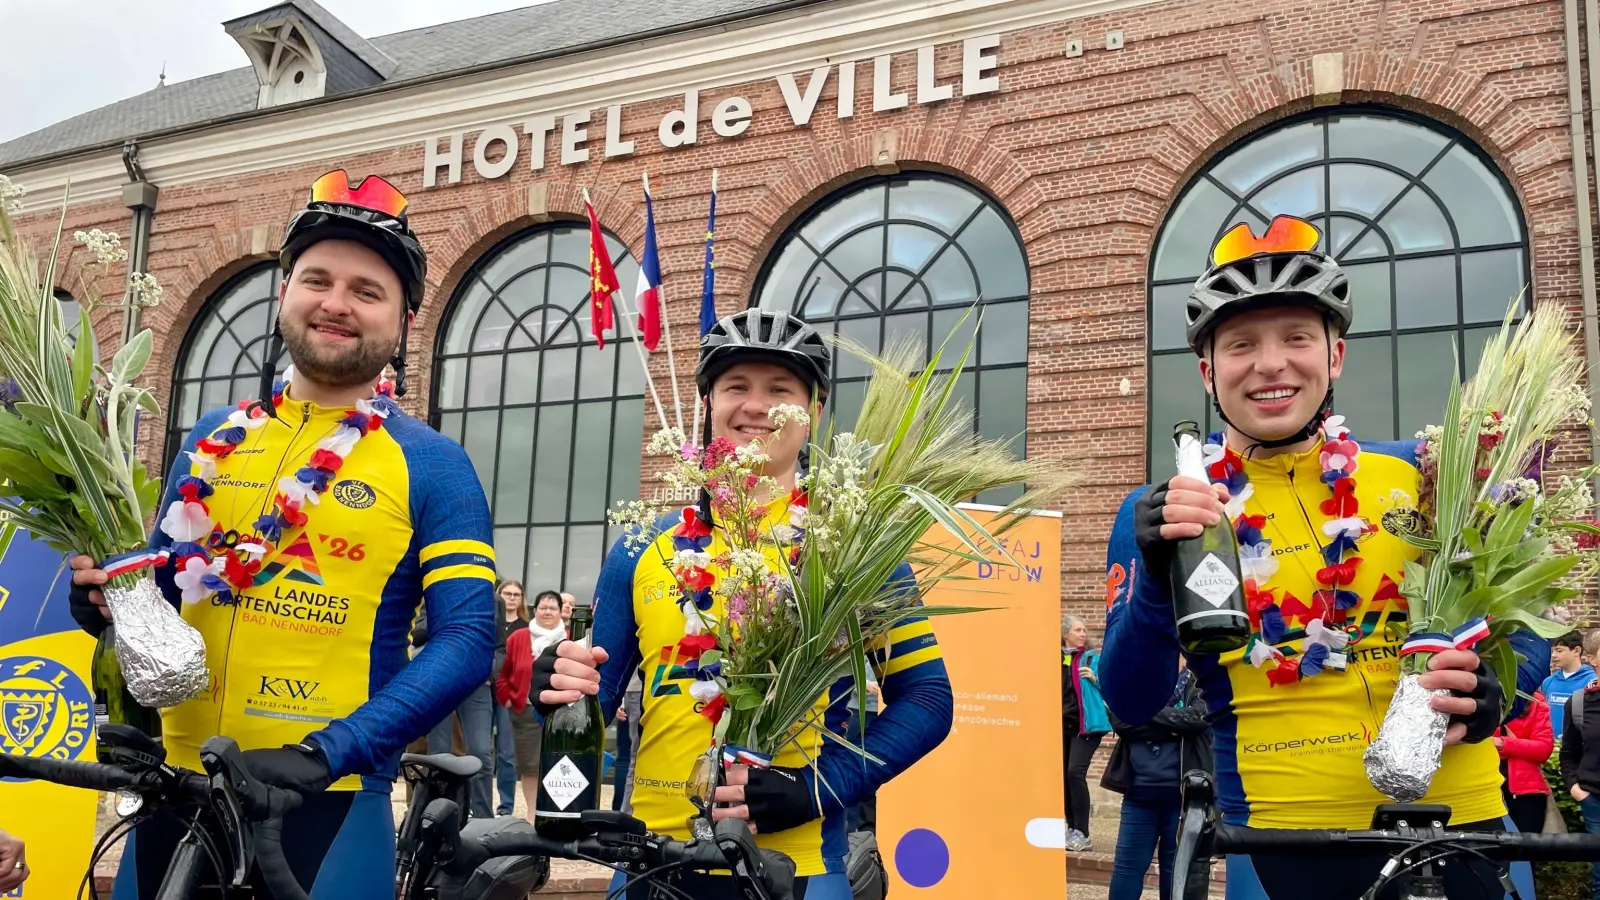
[1211, 215, 1321, 267]
[309, 170, 409, 218]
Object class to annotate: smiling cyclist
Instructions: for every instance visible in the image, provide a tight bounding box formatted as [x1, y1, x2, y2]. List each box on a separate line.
[529, 309, 954, 899]
[1099, 215, 1547, 899]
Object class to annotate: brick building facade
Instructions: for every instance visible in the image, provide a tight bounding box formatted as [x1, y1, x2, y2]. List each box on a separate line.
[3, 0, 1595, 631]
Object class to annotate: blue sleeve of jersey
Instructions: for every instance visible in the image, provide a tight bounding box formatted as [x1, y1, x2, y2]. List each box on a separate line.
[1099, 487, 1180, 726]
[810, 562, 952, 815]
[148, 408, 232, 607]
[593, 529, 648, 724]
[310, 433, 497, 779]
[1509, 629, 1552, 722]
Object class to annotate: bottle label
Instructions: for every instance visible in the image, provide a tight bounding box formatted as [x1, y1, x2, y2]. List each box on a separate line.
[1185, 554, 1240, 608]
[538, 752, 598, 817]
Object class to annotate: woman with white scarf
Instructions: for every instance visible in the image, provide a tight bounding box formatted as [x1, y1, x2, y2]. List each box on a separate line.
[495, 589, 568, 818]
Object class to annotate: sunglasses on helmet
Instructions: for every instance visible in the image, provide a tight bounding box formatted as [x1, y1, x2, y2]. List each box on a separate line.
[309, 169, 409, 219]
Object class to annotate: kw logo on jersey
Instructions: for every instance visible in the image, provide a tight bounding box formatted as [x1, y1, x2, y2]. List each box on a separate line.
[254, 533, 325, 586]
[256, 675, 326, 702]
[0, 656, 93, 773]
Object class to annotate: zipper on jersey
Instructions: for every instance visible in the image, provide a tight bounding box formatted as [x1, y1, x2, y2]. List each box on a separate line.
[214, 405, 310, 737]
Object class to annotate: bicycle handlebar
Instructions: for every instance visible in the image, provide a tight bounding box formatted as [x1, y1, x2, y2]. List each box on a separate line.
[1215, 823, 1600, 861]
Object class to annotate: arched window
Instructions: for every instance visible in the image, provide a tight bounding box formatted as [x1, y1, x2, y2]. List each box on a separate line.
[165, 264, 279, 471]
[1147, 109, 1529, 480]
[55, 290, 81, 345]
[754, 173, 1031, 503]
[432, 225, 645, 602]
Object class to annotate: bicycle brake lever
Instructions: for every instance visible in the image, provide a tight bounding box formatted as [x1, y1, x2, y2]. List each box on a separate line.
[1173, 769, 1217, 900]
[712, 818, 784, 900]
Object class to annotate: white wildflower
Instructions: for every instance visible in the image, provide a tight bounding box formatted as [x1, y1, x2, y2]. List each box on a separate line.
[672, 548, 712, 572]
[129, 272, 163, 308]
[647, 427, 688, 456]
[607, 499, 669, 553]
[74, 229, 128, 266]
[768, 404, 810, 430]
[728, 548, 770, 581]
[0, 175, 24, 214]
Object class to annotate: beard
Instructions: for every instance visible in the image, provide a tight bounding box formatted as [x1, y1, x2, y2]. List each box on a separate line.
[279, 316, 397, 389]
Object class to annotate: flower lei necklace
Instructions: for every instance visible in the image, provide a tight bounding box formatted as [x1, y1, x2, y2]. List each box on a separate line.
[1203, 415, 1404, 686]
[155, 366, 401, 606]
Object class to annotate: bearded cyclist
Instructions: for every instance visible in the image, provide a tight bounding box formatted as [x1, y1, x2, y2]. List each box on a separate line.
[67, 170, 497, 898]
[1100, 215, 1548, 899]
[531, 309, 954, 899]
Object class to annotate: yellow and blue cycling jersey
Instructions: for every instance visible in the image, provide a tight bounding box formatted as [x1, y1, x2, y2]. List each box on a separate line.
[148, 390, 497, 789]
[590, 502, 952, 877]
[1101, 437, 1506, 829]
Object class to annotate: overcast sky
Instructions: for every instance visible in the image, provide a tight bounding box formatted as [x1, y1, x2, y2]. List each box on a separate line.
[0, 0, 545, 144]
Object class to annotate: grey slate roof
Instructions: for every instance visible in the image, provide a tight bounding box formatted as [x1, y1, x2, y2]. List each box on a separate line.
[0, 0, 817, 169]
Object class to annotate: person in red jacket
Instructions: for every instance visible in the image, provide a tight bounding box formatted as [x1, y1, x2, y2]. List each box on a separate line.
[1495, 690, 1555, 834]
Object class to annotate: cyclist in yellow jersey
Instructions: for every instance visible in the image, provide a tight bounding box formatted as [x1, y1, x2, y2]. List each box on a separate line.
[531, 309, 954, 899]
[68, 171, 497, 899]
[1099, 215, 1545, 899]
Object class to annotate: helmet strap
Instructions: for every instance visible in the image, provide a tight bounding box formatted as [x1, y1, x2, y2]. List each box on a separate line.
[1206, 330, 1335, 457]
[390, 313, 411, 399]
[253, 322, 285, 420]
[698, 396, 715, 528]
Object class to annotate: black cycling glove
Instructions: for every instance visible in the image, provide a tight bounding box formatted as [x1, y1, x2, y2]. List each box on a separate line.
[1452, 654, 1504, 745]
[1133, 484, 1175, 582]
[742, 766, 820, 834]
[242, 738, 334, 795]
[528, 642, 565, 719]
[69, 580, 110, 638]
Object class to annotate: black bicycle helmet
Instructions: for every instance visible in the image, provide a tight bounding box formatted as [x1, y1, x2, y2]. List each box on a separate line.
[279, 170, 427, 312]
[1185, 215, 1352, 354]
[694, 308, 832, 400]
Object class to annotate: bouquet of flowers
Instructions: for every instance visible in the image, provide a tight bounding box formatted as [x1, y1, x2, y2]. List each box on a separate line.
[610, 326, 1079, 828]
[1364, 300, 1600, 801]
[0, 178, 207, 709]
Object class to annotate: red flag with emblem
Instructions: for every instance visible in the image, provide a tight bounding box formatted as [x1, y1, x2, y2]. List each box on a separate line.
[583, 190, 619, 348]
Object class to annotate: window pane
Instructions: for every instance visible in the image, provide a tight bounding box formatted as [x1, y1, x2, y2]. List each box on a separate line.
[1378, 189, 1452, 254]
[472, 299, 515, 352]
[758, 242, 816, 312]
[976, 369, 1026, 450]
[1330, 217, 1367, 258]
[504, 352, 539, 406]
[617, 342, 646, 397]
[888, 178, 981, 231]
[883, 271, 917, 309]
[826, 380, 867, 434]
[1394, 256, 1457, 330]
[494, 526, 527, 586]
[205, 332, 243, 376]
[835, 318, 879, 379]
[527, 526, 565, 592]
[570, 403, 613, 521]
[541, 347, 577, 401]
[531, 405, 573, 523]
[483, 231, 548, 288]
[1327, 116, 1447, 175]
[1150, 283, 1191, 352]
[1397, 332, 1460, 440]
[1153, 179, 1236, 282]
[231, 298, 271, 344]
[824, 227, 884, 291]
[1250, 166, 1323, 219]
[1342, 229, 1390, 261]
[1329, 164, 1407, 219]
[463, 410, 499, 496]
[609, 399, 646, 509]
[883, 311, 927, 367]
[1464, 325, 1501, 381]
[578, 343, 615, 399]
[922, 246, 979, 305]
[564, 524, 605, 605]
[1147, 353, 1207, 485]
[1209, 120, 1322, 194]
[932, 306, 978, 368]
[1337, 336, 1396, 441]
[802, 185, 884, 248]
[887, 224, 944, 274]
[1343, 261, 1392, 333]
[177, 383, 200, 426]
[1460, 249, 1526, 324]
[467, 355, 502, 408]
[961, 206, 1029, 300]
[979, 301, 1028, 366]
[1423, 146, 1520, 247]
[498, 269, 546, 321]
[799, 262, 851, 317]
[495, 408, 535, 526]
[437, 412, 463, 444]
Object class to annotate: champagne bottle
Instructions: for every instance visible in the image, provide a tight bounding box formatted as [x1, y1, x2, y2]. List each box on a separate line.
[1170, 422, 1251, 654]
[534, 602, 604, 839]
[92, 625, 161, 737]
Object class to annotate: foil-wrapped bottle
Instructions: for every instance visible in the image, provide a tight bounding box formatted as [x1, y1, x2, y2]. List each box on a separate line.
[102, 568, 208, 709]
[1363, 670, 1452, 802]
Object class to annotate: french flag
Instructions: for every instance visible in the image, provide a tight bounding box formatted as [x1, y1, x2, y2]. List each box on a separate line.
[636, 181, 664, 351]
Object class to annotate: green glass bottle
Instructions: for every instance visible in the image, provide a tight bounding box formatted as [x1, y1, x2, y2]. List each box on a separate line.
[534, 604, 603, 840]
[93, 625, 161, 738]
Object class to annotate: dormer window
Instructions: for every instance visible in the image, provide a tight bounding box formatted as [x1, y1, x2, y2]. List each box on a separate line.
[225, 1, 394, 110]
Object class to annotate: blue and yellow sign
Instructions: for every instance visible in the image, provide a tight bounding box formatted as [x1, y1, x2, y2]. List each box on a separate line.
[0, 519, 99, 899]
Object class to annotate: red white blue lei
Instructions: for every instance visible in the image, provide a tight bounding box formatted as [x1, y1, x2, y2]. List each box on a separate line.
[155, 367, 401, 606]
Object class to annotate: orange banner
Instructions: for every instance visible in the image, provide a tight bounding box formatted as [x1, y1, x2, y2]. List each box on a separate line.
[877, 504, 1066, 899]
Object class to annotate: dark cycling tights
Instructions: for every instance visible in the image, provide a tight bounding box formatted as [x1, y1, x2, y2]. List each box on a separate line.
[1225, 817, 1537, 899]
[110, 789, 396, 899]
[607, 868, 854, 899]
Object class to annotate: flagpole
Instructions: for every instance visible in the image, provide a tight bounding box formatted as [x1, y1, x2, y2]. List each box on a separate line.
[584, 185, 670, 434]
[644, 171, 686, 435]
[691, 167, 719, 444]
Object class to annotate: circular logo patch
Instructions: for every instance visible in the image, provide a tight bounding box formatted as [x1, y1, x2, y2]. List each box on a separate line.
[332, 479, 377, 510]
[1382, 506, 1425, 540]
[0, 655, 96, 780]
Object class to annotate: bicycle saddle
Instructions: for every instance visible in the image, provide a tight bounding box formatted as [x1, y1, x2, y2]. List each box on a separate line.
[402, 752, 484, 779]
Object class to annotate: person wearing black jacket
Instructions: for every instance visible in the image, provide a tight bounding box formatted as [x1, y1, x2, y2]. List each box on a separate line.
[1100, 661, 1211, 900]
[1561, 682, 1600, 899]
